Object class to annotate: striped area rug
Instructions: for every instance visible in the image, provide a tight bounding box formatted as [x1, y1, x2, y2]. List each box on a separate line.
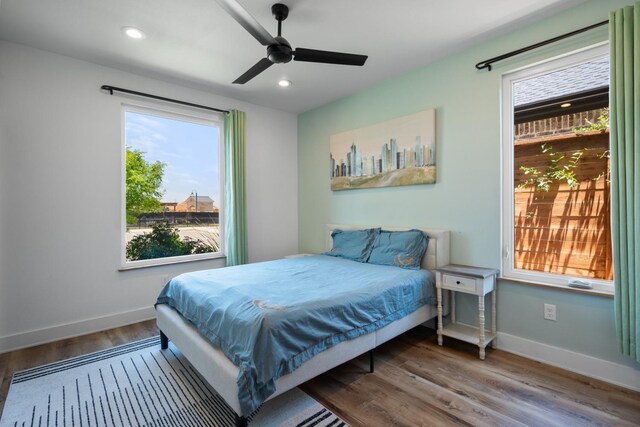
[0, 336, 347, 427]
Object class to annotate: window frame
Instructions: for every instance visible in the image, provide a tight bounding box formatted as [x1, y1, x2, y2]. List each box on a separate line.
[120, 102, 225, 270]
[500, 42, 613, 293]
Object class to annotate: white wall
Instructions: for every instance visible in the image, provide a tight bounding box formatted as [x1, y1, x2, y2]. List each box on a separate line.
[0, 80, 6, 341]
[0, 40, 298, 352]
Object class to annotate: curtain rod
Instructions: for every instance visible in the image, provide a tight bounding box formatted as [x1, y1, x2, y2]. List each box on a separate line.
[475, 20, 608, 71]
[100, 85, 230, 114]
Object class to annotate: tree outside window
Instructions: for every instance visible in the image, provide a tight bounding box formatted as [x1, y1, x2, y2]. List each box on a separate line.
[123, 107, 222, 266]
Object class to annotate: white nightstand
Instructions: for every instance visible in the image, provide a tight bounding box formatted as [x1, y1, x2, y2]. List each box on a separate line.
[284, 253, 315, 258]
[435, 264, 499, 360]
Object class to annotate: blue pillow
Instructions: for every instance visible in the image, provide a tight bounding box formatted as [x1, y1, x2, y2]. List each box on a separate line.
[324, 228, 380, 262]
[367, 229, 429, 269]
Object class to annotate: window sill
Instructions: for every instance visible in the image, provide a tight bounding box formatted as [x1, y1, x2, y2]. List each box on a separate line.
[498, 276, 614, 298]
[119, 253, 226, 271]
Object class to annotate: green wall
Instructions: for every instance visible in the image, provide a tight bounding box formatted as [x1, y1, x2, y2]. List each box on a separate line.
[298, 0, 638, 369]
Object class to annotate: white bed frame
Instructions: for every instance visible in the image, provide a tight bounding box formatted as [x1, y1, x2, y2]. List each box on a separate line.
[156, 225, 450, 425]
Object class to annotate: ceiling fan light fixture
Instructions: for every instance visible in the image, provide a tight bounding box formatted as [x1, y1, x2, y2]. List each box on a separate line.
[278, 79, 292, 87]
[122, 26, 146, 40]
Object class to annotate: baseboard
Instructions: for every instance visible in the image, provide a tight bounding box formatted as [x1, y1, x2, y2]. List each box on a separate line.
[0, 306, 156, 354]
[496, 332, 640, 392]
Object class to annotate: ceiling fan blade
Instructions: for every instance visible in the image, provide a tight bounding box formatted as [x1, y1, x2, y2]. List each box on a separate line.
[214, 0, 277, 46]
[233, 57, 274, 84]
[293, 48, 368, 66]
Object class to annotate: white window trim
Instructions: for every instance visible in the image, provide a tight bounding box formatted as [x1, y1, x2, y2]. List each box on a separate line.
[120, 102, 225, 270]
[500, 43, 613, 293]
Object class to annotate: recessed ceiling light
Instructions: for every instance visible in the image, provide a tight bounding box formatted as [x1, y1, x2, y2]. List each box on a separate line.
[560, 102, 572, 108]
[278, 79, 292, 88]
[122, 26, 146, 40]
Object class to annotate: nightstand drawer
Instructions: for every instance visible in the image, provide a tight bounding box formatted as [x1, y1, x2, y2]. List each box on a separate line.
[442, 274, 476, 292]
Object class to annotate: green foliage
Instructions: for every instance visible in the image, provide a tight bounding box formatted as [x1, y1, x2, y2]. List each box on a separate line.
[593, 149, 611, 182]
[126, 222, 219, 261]
[574, 108, 609, 133]
[126, 148, 165, 224]
[519, 143, 582, 192]
[189, 229, 221, 253]
[520, 109, 611, 192]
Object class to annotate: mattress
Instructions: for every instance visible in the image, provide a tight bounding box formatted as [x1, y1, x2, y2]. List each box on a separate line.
[156, 255, 436, 414]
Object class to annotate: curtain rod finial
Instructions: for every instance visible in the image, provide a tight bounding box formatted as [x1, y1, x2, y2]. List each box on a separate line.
[101, 85, 114, 95]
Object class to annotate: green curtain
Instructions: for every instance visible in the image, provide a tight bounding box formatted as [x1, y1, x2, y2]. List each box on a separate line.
[224, 110, 248, 266]
[610, 2, 640, 362]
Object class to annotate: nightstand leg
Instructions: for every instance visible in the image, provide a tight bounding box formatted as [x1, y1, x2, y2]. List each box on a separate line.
[491, 288, 497, 348]
[451, 291, 456, 324]
[437, 286, 443, 346]
[478, 295, 486, 360]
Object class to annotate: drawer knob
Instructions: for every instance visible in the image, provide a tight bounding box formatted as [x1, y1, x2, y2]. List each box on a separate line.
[456, 280, 461, 284]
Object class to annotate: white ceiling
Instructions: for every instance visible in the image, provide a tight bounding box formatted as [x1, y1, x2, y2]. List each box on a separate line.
[0, 0, 588, 113]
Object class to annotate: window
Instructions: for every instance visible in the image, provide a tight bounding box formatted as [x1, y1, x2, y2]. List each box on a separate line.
[501, 44, 613, 292]
[122, 105, 223, 268]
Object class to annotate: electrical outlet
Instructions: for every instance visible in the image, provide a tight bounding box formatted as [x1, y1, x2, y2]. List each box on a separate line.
[544, 303, 557, 321]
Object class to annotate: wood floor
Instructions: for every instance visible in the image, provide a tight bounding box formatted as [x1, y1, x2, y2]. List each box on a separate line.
[1, 321, 638, 426]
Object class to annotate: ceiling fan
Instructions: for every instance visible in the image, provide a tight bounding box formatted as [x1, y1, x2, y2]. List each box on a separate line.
[214, 0, 368, 84]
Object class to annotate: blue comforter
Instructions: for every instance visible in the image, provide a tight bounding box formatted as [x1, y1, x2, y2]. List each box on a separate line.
[155, 255, 435, 415]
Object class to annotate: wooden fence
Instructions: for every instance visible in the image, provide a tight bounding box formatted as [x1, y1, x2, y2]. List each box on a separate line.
[133, 211, 219, 227]
[514, 131, 612, 280]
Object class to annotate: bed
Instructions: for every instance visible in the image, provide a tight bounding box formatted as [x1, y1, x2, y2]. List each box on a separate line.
[155, 224, 450, 426]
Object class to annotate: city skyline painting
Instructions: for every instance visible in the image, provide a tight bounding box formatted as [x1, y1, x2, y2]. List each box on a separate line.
[330, 109, 436, 191]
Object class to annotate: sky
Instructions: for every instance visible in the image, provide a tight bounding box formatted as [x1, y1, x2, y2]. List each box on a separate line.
[125, 110, 220, 205]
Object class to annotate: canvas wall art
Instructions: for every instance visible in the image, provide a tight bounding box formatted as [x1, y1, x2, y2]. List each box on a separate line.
[329, 109, 436, 191]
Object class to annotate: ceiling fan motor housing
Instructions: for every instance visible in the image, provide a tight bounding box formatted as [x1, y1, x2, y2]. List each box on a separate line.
[268, 36, 292, 63]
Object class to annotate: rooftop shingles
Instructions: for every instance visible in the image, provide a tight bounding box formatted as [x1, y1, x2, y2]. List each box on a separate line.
[514, 56, 609, 106]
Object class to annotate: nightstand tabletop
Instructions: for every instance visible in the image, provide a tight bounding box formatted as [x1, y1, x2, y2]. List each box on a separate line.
[435, 264, 499, 279]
